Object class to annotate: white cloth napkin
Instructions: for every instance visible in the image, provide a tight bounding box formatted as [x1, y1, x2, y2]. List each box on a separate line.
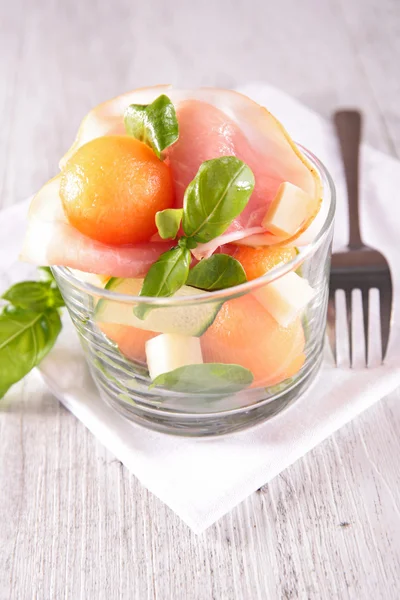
[1, 83, 399, 534]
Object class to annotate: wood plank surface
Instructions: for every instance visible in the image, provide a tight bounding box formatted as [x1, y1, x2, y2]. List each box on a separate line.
[1, 0, 400, 598]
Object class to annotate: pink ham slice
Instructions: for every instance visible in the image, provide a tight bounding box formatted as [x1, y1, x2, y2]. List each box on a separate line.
[20, 176, 172, 277]
[23, 86, 321, 275]
[166, 97, 320, 258]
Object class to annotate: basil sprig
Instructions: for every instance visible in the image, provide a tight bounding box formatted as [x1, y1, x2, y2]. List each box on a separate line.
[124, 94, 179, 159]
[136, 156, 254, 316]
[186, 254, 247, 291]
[0, 269, 65, 400]
[123, 97, 254, 310]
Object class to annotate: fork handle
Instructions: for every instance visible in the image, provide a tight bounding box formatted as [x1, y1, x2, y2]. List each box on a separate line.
[334, 110, 363, 249]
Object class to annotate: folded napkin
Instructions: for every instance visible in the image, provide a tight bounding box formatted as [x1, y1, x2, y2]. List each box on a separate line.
[1, 83, 399, 534]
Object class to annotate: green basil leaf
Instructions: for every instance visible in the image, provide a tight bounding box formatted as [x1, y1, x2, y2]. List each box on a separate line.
[0, 307, 62, 399]
[186, 254, 247, 291]
[134, 246, 191, 320]
[178, 236, 197, 250]
[149, 363, 253, 393]
[2, 281, 65, 311]
[124, 94, 179, 158]
[182, 156, 255, 243]
[38, 266, 55, 283]
[155, 208, 183, 240]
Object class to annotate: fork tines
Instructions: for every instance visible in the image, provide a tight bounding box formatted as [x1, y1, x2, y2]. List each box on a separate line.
[328, 252, 393, 367]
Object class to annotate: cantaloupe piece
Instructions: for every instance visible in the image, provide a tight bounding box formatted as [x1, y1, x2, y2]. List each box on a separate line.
[201, 294, 305, 387]
[99, 322, 157, 363]
[232, 245, 296, 281]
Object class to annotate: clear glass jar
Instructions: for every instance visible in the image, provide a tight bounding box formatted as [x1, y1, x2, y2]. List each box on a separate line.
[52, 148, 335, 436]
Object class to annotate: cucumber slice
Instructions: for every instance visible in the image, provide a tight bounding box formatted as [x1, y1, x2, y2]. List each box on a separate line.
[95, 278, 221, 336]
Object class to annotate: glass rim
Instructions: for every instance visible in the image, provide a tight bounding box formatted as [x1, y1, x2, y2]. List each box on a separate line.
[53, 145, 336, 306]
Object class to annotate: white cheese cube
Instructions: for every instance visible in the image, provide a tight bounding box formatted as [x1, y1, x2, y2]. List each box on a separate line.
[254, 271, 315, 328]
[262, 182, 317, 238]
[145, 333, 203, 380]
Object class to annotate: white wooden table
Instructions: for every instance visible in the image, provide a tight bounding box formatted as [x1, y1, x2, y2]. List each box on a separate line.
[1, 0, 400, 597]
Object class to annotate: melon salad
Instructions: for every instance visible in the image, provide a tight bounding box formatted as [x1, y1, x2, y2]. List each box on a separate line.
[21, 86, 323, 393]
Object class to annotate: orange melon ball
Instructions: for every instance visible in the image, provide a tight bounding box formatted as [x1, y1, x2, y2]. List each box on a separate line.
[201, 294, 305, 387]
[233, 245, 296, 281]
[60, 135, 174, 245]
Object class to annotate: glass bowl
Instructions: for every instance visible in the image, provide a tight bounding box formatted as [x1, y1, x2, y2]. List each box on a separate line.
[52, 147, 335, 436]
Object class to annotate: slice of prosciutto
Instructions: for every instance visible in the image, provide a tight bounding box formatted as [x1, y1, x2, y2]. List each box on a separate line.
[167, 97, 321, 257]
[21, 176, 172, 277]
[23, 86, 321, 274]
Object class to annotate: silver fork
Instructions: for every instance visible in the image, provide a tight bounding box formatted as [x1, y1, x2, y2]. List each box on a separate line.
[328, 110, 393, 366]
